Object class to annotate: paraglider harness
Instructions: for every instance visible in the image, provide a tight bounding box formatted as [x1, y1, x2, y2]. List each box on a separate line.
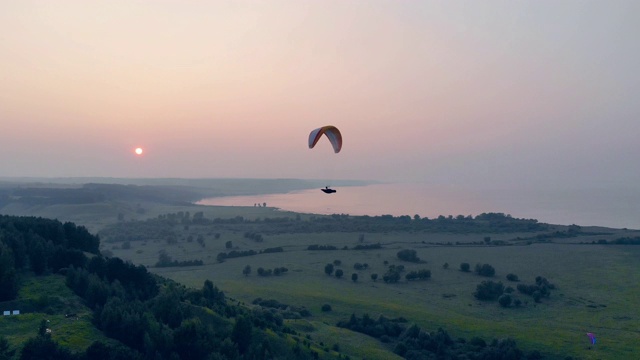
[321, 186, 337, 194]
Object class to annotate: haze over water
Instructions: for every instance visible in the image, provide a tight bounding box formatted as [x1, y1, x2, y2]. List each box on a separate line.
[198, 183, 640, 230]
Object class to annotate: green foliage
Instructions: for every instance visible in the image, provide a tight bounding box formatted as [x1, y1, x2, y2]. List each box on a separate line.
[498, 294, 513, 308]
[396, 249, 420, 262]
[405, 269, 431, 281]
[231, 316, 252, 354]
[459, 262, 470, 272]
[0, 243, 18, 301]
[339, 313, 532, 359]
[20, 333, 75, 360]
[474, 280, 505, 301]
[382, 265, 404, 283]
[307, 244, 337, 250]
[324, 263, 334, 276]
[155, 250, 203, 268]
[516, 276, 556, 303]
[475, 263, 496, 277]
[0, 336, 15, 360]
[7, 193, 639, 359]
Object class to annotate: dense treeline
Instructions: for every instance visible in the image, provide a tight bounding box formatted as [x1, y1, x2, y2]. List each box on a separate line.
[100, 212, 547, 244]
[0, 215, 99, 302]
[216, 246, 284, 262]
[0, 215, 326, 359]
[8, 183, 208, 205]
[338, 313, 540, 359]
[593, 236, 640, 245]
[307, 244, 338, 251]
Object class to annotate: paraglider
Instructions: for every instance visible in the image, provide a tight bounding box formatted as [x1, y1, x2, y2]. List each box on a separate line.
[321, 186, 336, 194]
[587, 332, 596, 346]
[308, 126, 342, 193]
[308, 125, 342, 153]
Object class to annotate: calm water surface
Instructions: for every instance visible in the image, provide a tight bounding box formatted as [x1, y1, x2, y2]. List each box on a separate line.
[197, 183, 640, 229]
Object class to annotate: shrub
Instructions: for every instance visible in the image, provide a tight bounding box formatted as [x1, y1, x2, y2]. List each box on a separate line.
[474, 280, 504, 301]
[506, 273, 519, 282]
[475, 263, 495, 277]
[397, 249, 420, 262]
[321, 304, 332, 312]
[460, 263, 470, 272]
[498, 294, 512, 307]
[324, 263, 334, 276]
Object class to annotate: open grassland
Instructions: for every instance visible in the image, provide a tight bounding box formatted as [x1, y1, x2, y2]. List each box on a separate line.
[0, 274, 111, 353]
[102, 207, 640, 360]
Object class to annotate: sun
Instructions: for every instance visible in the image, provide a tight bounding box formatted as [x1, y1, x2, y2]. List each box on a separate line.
[135, 147, 143, 155]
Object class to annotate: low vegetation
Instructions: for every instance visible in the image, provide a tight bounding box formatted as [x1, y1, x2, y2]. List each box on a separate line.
[2, 182, 640, 359]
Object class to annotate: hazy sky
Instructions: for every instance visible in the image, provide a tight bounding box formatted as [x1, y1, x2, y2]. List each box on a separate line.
[1, 1, 638, 189]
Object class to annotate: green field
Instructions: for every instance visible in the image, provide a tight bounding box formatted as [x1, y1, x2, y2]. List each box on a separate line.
[100, 206, 640, 359]
[3, 180, 639, 359]
[0, 274, 113, 352]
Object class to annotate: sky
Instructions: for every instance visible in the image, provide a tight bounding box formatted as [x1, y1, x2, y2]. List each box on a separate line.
[1, 0, 639, 189]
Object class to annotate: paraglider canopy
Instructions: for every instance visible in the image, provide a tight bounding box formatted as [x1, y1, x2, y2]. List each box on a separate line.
[586, 333, 596, 345]
[308, 126, 342, 153]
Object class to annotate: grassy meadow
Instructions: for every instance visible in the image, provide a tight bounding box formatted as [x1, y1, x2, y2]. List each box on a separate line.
[100, 205, 640, 360]
[0, 274, 112, 352]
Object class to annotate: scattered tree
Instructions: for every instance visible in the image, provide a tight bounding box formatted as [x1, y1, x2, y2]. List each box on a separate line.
[498, 294, 512, 307]
[397, 249, 420, 262]
[242, 265, 251, 276]
[474, 280, 504, 301]
[405, 269, 431, 281]
[475, 263, 496, 277]
[324, 263, 334, 276]
[460, 263, 470, 272]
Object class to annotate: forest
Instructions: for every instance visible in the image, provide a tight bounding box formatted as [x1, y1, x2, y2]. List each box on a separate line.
[0, 214, 555, 359]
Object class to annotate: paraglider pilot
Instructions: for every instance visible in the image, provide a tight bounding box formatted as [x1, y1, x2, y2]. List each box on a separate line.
[321, 186, 337, 194]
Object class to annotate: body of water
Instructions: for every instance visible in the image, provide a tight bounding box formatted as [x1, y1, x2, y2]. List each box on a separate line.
[197, 183, 640, 229]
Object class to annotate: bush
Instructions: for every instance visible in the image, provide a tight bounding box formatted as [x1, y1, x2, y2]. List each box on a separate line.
[405, 269, 431, 281]
[506, 273, 519, 282]
[324, 264, 334, 276]
[474, 280, 504, 301]
[460, 263, 470, 272]
[397, 249, 420, 262]
[475, 263, 495, 277]
[498, 294, 512, 307]
[321, 304, 332, 312]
